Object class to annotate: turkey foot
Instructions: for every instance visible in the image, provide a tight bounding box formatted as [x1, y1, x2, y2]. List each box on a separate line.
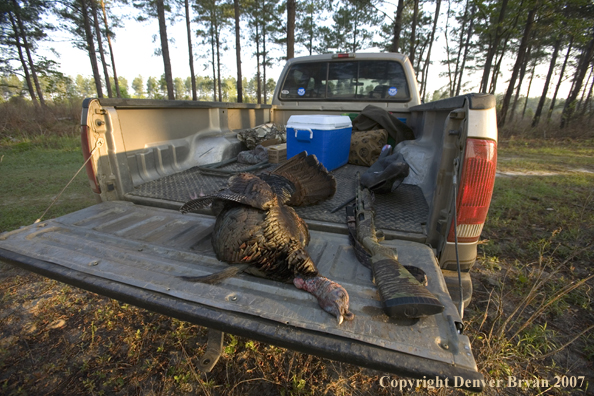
[293, 276, 355, 325]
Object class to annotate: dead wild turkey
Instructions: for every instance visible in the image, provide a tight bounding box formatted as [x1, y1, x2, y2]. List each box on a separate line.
[180, 152, 355, 325]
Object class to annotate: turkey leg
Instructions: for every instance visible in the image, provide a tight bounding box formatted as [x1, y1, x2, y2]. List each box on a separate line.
[293, 275, 355, 325]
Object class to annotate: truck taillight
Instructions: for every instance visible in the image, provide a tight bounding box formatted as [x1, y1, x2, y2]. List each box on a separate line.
[448, 138, 497, 243]
[332, 53, 355, 59]
[81, 125, 101, 194]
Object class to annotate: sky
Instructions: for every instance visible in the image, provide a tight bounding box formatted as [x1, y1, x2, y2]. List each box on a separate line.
[38, 4, 571, 100]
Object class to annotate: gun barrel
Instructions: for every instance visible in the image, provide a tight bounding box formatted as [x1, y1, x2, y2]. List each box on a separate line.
[354, 175, 444, 318]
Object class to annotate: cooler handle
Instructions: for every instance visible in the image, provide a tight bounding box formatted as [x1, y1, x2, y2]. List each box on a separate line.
[295, 128, 313, 142]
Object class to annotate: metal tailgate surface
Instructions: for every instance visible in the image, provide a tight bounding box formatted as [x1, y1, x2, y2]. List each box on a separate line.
[0, 201, 481, 385]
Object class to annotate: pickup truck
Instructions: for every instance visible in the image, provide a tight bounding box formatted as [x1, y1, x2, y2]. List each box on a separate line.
[0, 52, 497, 390]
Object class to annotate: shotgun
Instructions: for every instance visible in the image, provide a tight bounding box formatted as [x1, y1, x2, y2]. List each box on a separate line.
[350, 175, 444, 319]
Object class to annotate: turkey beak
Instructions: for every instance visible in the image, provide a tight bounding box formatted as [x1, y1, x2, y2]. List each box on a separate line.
[337, 314, 344, 325]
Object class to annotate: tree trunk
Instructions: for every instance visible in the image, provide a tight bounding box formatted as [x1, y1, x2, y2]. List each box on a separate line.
[498, 5, 537, 128]
[8, 11, 38, 106]
[255, 20, 262, 104]
[12, 0, 45, 105]
[521, 62, 536, 119]
[216, 21, 222, 102]
[80, 0, 104, 98]
[263, 15, 268, 104]
[156, 0, 174, 100]
[576, 64, 593, 113]
[185, 0, 197, 100]
[452, 0, 469, 96]
[287, 0, 295, 59]
[580, 66, 594, 119]
[409, 0, 419, 67]
[421, 0, 441, 101]
[352, 11, 358, 53]
[391, 0, 405, 53]
[455, 3, 475, 96]
[210, 24, 217, 101]
[234, 0, 243, 102]
[444, 0, 453, 95]
[308, 7, 313, 55]
[100, 0, 120, 97]
[548, 37, 573, 121]
[415, 34, 429, 78]
[480, 0, 508, 93]
[561, 32, 594, 128]
[489, 41, 508, 94]
[91, 0, 112, 98]
[580, 65, 594, 118]
[532, 38, 561, 127]
[510, 45, 531, 122]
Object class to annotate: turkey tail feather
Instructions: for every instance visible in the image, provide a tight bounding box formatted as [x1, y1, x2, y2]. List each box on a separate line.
[179, 264, 250, 284]
[271, 152, 336, 206]
[180, 197, 215, 213]
[180, 173, 276, 213]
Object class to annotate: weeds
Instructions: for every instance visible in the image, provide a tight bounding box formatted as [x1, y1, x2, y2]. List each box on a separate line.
[0, 100, 82, 140]
[470, 229, 594, 393]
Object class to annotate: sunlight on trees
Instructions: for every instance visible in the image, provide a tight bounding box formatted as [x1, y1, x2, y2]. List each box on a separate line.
[1, 0, 594, 131]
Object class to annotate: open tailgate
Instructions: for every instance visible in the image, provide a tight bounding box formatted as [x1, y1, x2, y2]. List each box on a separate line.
[0, 201, 483, 390]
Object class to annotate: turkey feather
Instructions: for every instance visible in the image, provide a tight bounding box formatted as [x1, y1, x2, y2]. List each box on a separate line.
[180, 152, 353, 324]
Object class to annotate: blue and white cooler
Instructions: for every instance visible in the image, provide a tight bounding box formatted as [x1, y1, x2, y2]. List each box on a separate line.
[286, 115, 352, 171]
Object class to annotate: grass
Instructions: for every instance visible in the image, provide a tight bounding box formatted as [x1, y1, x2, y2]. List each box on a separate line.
[0, 134, 97, 233]
[1, 113, 593, 394]
[465, 138, 594, 394]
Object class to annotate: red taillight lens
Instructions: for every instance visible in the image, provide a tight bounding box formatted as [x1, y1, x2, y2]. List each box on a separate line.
[448, 138, 497, 243]
[81, 125, 101, 194]
[332, 53, 355, 59]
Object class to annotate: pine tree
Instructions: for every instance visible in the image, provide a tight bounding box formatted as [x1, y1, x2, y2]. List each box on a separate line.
[287, 0, 296, 59]
[195, 0, 232, 102]
[57, 0, 105, 97]
[233, 0, 243, 102]
[498, 1, 539, 128]
[420, 0, 441, 101]
[533, 36, 562, 126]
[320, 0, 381, 53]
[99, 0, 121, 97]
[133, 0, 175, 100]
[561, 31, 594, 128]
[480, 0, 509, 93]
[295, 0, 331, 55]
[90, 0, 112, 97]
[3, 0, 55, 105]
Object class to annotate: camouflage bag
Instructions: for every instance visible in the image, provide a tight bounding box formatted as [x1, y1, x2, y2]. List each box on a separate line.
[348, 129, 388, 166]
[237, 123, 286, 150]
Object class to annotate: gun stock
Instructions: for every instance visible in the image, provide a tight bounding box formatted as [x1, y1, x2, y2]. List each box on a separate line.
[354, 176, 444, 318]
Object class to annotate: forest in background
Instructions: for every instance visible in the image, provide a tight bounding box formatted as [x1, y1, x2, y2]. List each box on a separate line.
[1, 0, 594, 132]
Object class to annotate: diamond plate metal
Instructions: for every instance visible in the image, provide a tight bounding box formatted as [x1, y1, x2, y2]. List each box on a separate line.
[128, 162, 428, 235]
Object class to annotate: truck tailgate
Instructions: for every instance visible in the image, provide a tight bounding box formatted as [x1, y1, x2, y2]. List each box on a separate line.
[0, 201, 482, 388]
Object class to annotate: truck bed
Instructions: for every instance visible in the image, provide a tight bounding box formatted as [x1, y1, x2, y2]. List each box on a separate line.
[0, 201, 481, 388]
[124, 162, 429, 241]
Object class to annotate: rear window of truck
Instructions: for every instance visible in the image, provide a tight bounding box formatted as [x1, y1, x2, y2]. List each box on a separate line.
[278, 60, 410, 101]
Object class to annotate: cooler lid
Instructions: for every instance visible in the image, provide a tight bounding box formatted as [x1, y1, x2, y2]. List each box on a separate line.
[287, 115, 352, 130]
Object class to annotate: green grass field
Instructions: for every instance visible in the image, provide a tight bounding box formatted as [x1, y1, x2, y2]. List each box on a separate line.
[0, 134, 592, 395]
[0, 135, 96, 233]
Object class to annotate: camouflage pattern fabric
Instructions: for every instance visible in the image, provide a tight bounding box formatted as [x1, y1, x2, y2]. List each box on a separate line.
[237, 123, 287, 150]
[348, 129, 388, 166]
[237, 145, 269, 164]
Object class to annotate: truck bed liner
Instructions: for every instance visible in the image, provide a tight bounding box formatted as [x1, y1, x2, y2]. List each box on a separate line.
[0, 201, 480, 387]
[125, 162, 429, 238]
